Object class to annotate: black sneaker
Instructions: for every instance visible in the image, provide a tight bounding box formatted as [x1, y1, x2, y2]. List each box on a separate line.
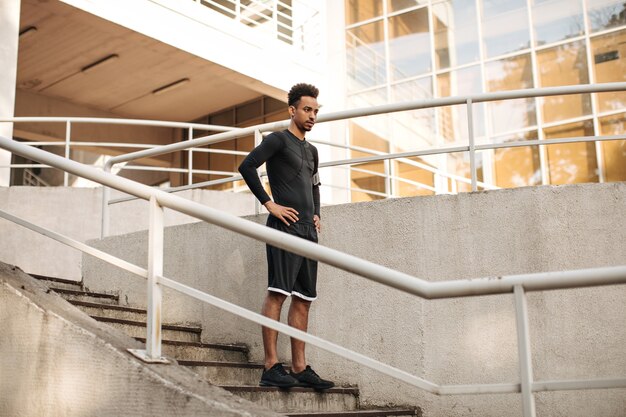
[260, 363, 299, 388]
[290, 365, 335, 391]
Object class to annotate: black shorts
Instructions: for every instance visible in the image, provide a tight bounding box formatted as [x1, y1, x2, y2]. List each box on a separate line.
[266, 216, 318, 301]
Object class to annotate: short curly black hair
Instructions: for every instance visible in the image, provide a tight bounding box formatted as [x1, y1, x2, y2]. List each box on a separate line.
[288, 83, 319, 107]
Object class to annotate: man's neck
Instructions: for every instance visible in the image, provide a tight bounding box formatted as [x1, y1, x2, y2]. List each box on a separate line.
[288, 124, 305, 141]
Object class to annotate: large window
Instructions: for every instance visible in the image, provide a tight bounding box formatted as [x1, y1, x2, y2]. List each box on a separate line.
[537, 40, 591, 123]
[485, 54, 536, 135]
[586, 0, 626, 32]
[433, 0, 480, 70]
[482, 0, 530, 58]
[532, 0, 584, 46]
[343, 0, 626, 197]
[388, 7, 431, 79]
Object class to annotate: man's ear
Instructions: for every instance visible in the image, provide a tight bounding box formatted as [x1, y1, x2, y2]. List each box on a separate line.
[288, 105, 295, 118]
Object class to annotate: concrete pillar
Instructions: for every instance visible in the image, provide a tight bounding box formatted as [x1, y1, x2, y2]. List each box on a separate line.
[0, 0, 21, 186]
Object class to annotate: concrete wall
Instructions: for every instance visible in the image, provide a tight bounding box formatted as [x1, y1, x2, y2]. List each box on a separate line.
[81, 182, 626, 417]
[0, 261, 278, 417]
[0, 186, 256, 280]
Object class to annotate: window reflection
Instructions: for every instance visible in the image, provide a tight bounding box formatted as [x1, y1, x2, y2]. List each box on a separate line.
[532, 0, 584, 45]
[437, 65, 485, 144]
[482, 0, 531, 58]
[388, 0, 428, 13]
[485, 54, 536, 135]
[345, 0, 384, 25]
[591, 30, 626, 113]
[391, 78, 436, 147]
[537, 40, 591, 123]
[347, 20, 387, 90]
[492, 131, 541, 188]
[433, 0, 480, 69]
[545, 120, 598, 184]
[600, 113, 626, 182]
[389, 8, 431, 79]
[349, 121, 389, 201]
[586, 0, 626, 32]
[394, 157, 435, 196]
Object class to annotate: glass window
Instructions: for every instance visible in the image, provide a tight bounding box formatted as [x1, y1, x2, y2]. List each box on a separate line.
[485, 54, 537, 135]
[544, 120, 598, 184]
[388, 8, 432, 79]
[591, 30, 626, 113]
[536, 40, 592, 123]
[347, 21, 387, 90]
[532, 0, 584, 46]
[391, 77, 436, 147]
[346, 0, 384, 25]
[394, 157, 435, 196]
[349, 121, 388, 201]
[482, 0, 531, 58]
[491, 131, 541, 188]
[437, 65, 485, 144]
[388, 0, 428, 13]
[599, 113, 626, 182]
[586, 0, 626, 32]
[433, 0, 480, 69]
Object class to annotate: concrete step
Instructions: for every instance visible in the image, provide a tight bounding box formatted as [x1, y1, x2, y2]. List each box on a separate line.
[222, 385, 359, 414]
[51, 287, 119, 305]
[136, 338, 249, 363]
[179, 360, 264, 385]
[70, 300, 147, 322]
[31, 273, 83, 291]
[286, 409, 420, 417]
[91, 316, 202, 343]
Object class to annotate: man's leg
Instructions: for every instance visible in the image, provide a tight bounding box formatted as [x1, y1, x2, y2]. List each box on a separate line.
[288, 296, 311, 373]
[261, 291, 287, 369]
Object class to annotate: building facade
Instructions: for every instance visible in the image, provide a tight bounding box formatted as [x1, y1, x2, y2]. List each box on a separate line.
[343, 0, 626, 201]
[1, 0, 624, 205]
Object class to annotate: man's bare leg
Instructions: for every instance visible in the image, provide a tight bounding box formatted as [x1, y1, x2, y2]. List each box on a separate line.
[261, 291, 287, 370]
[288, 296, 311, 373]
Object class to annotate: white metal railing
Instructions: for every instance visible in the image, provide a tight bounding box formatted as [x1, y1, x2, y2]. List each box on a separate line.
[0, 134, 624, 417]
[2, 117, 240, 187]
[191, 0, 321, 54]
[95, 82, 626, 236]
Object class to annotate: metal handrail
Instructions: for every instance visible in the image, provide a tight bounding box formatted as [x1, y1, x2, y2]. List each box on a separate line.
[0, 135, 624, 417]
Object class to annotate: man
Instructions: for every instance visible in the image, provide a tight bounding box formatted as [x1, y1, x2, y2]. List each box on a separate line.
[238, 83, 334, 390]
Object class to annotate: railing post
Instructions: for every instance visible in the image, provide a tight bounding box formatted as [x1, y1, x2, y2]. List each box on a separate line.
[466, 98, 477, 192]
[64, 121, 71, 186]
[146, 195, 164, 359]
[128, 196, 168, 363]
[101, 164, 110, 238]
[187, 127, 193, 186]
[514, 285, 536, 417]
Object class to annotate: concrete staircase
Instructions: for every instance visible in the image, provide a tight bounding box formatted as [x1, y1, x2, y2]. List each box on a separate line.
[34, 274, 420, 417]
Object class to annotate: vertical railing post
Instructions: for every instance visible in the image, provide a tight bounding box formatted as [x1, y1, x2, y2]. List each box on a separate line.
[384, 158, 392, 198]
[466, 98, 477, 192]
[254, 129, 262, 215]
[101, 163, 110, 238]
[128, 195, 168, 363]
[187, 127, 193, 186]
[64, 121, 71, 186]
[514, 285, 537, 417]
[146, 195, 164, 360]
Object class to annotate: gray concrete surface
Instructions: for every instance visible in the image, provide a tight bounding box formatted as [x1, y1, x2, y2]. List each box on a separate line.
[81, 182, 626, 417]
[0, 261, 279, 417]
[0, 186, 256, 280]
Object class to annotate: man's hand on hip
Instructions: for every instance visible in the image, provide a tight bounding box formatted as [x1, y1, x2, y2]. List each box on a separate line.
[264, 201, 299, 226]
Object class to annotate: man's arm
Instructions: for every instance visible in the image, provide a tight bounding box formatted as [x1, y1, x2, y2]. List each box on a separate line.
[312, 146, 321, 233]
[238, 134, 299, 225]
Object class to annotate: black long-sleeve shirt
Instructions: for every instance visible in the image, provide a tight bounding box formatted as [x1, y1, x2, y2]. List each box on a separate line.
[238, 130, 320, 225]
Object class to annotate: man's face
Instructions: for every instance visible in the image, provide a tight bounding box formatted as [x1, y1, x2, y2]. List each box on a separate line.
[290, 96, 320, 132]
